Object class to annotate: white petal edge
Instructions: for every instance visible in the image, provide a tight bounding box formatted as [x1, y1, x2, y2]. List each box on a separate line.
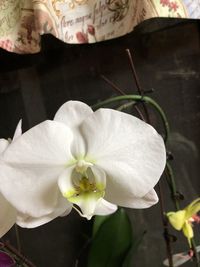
[0, 120, 22, 155]
[13, 119, 22, 141]
[72, 194, 102, 220]
[94, 198, 118, 216]
[16, 197, 72, 228]
[54, 101, 93, 128]
[0, 139, 9, 154]
[2, 120, 74, 166]
[0, 193, 16, 237]
[104, 189, 158, 209]
[58, 167, 75, 196]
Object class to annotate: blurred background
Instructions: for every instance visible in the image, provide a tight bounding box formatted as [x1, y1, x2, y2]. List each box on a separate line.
[0, 18, 200, 267]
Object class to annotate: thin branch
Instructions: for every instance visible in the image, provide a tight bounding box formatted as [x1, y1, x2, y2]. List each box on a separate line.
[101, 74, 126, 96]
[126, 49, 150, 123]
[100, 75, 146, 121]
[126, 49, 144, 95]
[158, 182, 174, 267]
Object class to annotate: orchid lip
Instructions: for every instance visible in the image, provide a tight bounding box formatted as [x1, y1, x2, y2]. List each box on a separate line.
[63, 178, 105, 200]
[60, 161, 106, 219]
[63, 173, 105, 204]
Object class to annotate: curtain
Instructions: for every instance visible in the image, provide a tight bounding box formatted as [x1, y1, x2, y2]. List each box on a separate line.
[0, 0, 199, 54]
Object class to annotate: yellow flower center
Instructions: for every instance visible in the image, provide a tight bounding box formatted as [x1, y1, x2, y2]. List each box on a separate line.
[64, 175, 105, 201]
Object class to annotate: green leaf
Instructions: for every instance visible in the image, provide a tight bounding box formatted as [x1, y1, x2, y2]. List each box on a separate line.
[122, 231, 146, 267]
[92, 215, 111, 237]
[87, 208, 132, 267]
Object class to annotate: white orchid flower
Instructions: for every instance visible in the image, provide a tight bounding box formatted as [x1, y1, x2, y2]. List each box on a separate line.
[0, 120, 22, 237]
[0, 101, 166, 223]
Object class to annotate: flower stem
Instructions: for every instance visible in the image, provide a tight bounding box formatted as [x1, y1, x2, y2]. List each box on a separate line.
[166, 162, 180, 210]
[92, 95, 170, 143]
[158, 182, 174, 267]
[14, 224, 21, 253]
[116, 101, 136, 111]
[117, 101, 147, 122]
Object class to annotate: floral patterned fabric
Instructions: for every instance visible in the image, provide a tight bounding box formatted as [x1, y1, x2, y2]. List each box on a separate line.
[0, 0, 199, 54]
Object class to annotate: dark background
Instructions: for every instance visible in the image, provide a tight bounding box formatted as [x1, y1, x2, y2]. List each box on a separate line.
[0, 18, 200, 267]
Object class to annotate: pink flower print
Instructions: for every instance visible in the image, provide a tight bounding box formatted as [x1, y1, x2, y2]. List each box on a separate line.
[160, 0, 170, 7]
[169, 1, 179, 12]
[76, 32, 88, 43]
[87, 25, 95, 36]
[0, 40, 13, 52]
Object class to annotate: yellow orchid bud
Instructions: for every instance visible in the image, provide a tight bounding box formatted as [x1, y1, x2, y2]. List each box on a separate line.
[167, 198, 200, 248]
[167, 210, 186, 230]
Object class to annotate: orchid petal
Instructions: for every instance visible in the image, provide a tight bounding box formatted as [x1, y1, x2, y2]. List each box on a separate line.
[94, 198, 117, 216]
[2, 120, 74, 166]
[0, 163, 69, 218]
[75, 108, 166, 207]
[183, 221, 193, 247]
[139, 189, 158, 207]
[16, 196, 72, 228]
[106, 189, 158, 209]
[167, 210, 186, 230]
[72, 194, 103, 220]
[0, 193, 16, 237]
[90, 166, 106, 190]
[0, 139, 9, 154]
[54, 101, 93, 128]
[185, 198, 200, 220]
[12, 119, 22, 141]
[58, 167, 75, 197]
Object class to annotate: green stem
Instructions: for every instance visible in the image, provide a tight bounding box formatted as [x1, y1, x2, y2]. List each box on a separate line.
[14, 224, 21, 253]
[117, 101, 136, 111]
[117, 101, 147, 122]
[166, 162, 180, 210]
[92, 95, 170, 143]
